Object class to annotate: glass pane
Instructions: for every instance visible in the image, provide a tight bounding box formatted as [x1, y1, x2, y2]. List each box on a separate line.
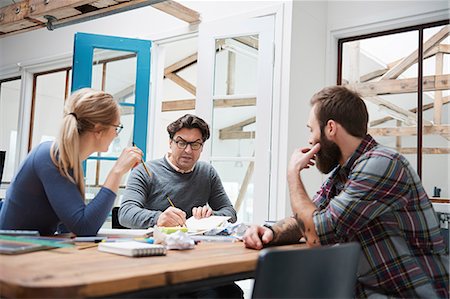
[214, 36, 258, 95]
[85, 159, 129, 195]
[93, 49, 137, 104]
[342, 31, 419, 171]
[212, 161, 254, 223]
[211, 35, 259, 222]
[211, 106, 256, 157]
[0, 78, 21, 182]
[32, 71, 67, 149]
[422, 24, 449, 199]
[156, 36, 198, 158]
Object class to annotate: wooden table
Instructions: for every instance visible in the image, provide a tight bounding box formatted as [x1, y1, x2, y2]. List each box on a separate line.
[0, 241, 304, 298]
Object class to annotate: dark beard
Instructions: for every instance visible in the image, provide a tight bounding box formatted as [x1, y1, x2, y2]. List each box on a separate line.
[316, 132, 341, 174]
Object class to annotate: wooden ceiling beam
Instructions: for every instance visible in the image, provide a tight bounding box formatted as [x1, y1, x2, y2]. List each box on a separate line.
[370, 96, 450, 127]
[368, 124, 449, 136]
[347, 74, 450, 96]
[165, 73, 196, 95]
[152, 0, 200, 25]
[380, 25, 449, 80]
[164, 53, 198, 76]
[161, 97, 256, 112]
[0, 0, 200, 37]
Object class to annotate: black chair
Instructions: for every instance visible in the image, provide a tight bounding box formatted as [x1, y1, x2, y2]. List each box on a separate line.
[111, 206, 128, 229]
[0, 151, 5, 209]
[252, 242, 361, 299]
[0, 150, 5, 184]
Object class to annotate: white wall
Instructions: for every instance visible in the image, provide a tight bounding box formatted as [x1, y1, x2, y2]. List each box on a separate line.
[281, 1, 328, 217]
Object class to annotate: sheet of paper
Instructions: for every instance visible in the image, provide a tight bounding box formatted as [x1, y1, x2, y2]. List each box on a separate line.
[185, 216, 231, 232]
[97, 228, 153, 238]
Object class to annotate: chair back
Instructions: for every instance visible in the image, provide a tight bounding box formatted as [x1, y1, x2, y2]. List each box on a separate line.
[252, 242, 361, 299]
[111, 206, 129, 229]
[0, 151, 5, 184]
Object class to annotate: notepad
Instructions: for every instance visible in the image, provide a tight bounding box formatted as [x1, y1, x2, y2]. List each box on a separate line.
[98, 241, 166, 257]
[0, 239, 49, 255]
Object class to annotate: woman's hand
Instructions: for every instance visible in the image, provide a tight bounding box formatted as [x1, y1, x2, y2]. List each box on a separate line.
[113, 146, 143, 176]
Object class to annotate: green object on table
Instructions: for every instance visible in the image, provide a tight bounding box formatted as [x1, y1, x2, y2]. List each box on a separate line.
[0, 235, 75, 248]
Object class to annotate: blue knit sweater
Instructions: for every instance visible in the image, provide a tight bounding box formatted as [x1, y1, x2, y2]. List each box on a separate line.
[0, 141, 115, 236]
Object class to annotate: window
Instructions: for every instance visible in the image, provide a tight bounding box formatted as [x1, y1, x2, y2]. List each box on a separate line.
[338, 20, 449, 198]
[0, 77, 21, 183]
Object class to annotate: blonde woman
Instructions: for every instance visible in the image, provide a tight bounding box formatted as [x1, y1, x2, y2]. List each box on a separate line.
[0, 88, 142, 236]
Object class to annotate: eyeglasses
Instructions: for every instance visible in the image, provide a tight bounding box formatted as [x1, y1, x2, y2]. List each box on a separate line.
[172, 139, 203, 151]
[111, 124, 124, 135]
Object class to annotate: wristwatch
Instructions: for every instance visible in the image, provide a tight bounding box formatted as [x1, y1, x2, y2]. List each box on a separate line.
[263, 223, 275, 234]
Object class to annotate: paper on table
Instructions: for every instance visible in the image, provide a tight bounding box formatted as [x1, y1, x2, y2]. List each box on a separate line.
[186, 216, 231, 233]
[97, 228, 154, 238]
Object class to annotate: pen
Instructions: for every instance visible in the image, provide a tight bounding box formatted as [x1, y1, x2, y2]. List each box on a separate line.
[167, 196, 175, 208]
[166, 196, 186, 227]
[132, 142, 152, 177]
[134, 237, 154, 244]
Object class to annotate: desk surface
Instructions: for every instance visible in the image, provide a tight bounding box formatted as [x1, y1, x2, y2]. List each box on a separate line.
[0, 241, 304, 298]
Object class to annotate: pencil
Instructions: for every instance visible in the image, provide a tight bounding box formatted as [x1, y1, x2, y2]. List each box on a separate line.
[167, 196, 175, 208]
[132, 142, 152, 177]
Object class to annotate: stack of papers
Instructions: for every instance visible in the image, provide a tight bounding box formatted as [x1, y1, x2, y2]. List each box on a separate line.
[185, 216, 231, 233]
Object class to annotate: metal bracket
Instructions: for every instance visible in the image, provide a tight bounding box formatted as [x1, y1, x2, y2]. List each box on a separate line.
[43, 15, 57, 31]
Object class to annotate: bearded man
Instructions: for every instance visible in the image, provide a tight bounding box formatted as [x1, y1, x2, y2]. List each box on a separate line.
[243, 86, 449, 298]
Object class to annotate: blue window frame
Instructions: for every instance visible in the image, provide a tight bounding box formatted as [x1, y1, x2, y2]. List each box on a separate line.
[72, 32, 151, 164]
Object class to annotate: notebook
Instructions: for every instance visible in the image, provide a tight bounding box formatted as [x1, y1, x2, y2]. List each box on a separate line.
[98, 241, 166, 257]
[0, 239, 49, 255]
[0, 235, 74, 254]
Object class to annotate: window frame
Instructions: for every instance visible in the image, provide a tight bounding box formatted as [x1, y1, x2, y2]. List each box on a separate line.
[337, 19, 450, 178]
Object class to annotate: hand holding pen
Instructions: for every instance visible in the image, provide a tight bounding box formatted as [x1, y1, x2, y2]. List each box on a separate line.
[156, 196, 187, 227]
[103, 146, 142, 193]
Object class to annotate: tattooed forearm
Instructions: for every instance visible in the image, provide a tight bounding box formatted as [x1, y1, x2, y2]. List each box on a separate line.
[270, 216, 304, 245]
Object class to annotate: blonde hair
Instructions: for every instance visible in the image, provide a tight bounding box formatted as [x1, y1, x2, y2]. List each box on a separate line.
[51, 88, 119, 194]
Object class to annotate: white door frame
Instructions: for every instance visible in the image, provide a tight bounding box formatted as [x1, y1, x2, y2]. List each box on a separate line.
[196, 15, 276, 224]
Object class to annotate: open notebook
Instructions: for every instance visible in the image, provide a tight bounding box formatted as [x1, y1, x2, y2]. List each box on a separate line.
[98, 241, 166, 257]
[186, 216, 231, 233]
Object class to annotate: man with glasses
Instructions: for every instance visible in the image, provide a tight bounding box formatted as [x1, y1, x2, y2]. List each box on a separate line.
[118, 114, 237, 228]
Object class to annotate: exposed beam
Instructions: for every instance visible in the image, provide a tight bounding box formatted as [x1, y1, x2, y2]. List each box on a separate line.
[370, 96, 450, 127]
[219, 131, 255, 140]
[434, 52, 444, 125]
[162, 99, 195, 112]
[359, 44, 450, 83]
[161, 97, 256, 112]
[234, 160, 255, 213]
[214, 98, 256, 108]
[164, 53, 198, 76]
[165, 73, 196, 95]
[396, 147, 450, 155]
[221, 117, 256, 132]
[364, 96, 431, 125]
[368, 125, 449, 136]
[219, 116, 256, 140]
[0, 0, 199, 37]
[152, 0, 200, 25]
[360, 69, 388, 83]
[233, 36, 259, 50]
[347, 74, 450, 96]
[380, 25, 449, 80]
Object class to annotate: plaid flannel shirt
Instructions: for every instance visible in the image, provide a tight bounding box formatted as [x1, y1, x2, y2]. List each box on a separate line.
[312, 135, 449, 298]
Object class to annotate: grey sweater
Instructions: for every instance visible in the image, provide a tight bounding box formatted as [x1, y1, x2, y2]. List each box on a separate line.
[118, 156, 237, 228]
